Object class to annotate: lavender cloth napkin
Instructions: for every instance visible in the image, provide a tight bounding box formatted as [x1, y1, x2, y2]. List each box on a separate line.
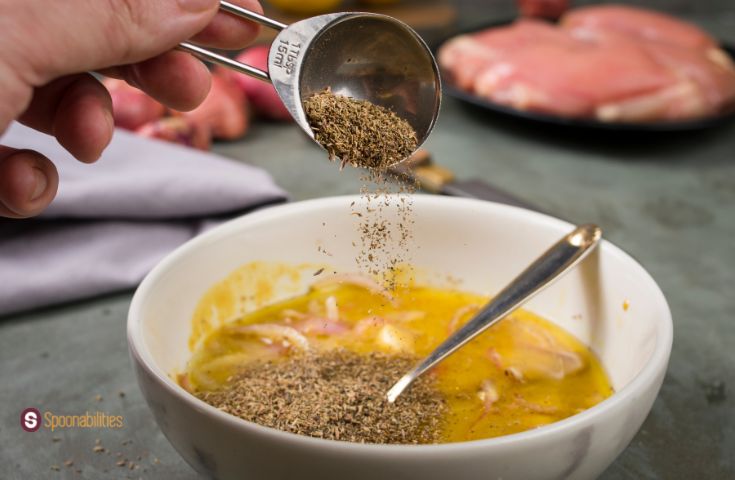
[0, 123, 287, 316]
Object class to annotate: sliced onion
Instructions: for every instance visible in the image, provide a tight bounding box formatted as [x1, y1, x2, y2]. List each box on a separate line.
[295, 316, 349, 335]
[477, 379, 500, 412]
[226, 323, 309, 351]
[505, 366, 525, 382]
[325, 295, 339, 321]
[493, 320, 587, 380]
[386, 311, 426, 322]
[486, 347, 504, 369]
[311, 273, 396, 304]
[512, 394, 559, 415]
[377, 324, 415, 354]
[281, 309, 307, 320]
[177, 373, 194, 393]
[448, 304, 480, 334]
[354, 316, 386, 335]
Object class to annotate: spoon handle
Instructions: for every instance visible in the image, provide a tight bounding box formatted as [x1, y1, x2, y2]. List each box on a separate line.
[219, 1, 287, 31]
[386, 224, 602, 403]
[177, 42, 271, 81]
[177, 2, 288, 83]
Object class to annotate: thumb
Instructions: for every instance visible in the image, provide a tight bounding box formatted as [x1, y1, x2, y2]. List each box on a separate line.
[0, 147, 58, 218]
[6, 0, 220, 85]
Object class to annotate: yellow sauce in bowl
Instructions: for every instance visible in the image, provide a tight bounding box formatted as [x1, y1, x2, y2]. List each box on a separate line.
[182, 272, 612, 443]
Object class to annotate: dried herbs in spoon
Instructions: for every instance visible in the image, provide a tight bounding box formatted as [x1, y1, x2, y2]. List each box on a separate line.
[303, 88, 418, 170]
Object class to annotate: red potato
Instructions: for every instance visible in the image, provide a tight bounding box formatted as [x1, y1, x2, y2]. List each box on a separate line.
[516, 0, 569, 20]
[178, 72, 250, 140]
[136, 117, 212, 150]
[232, 46, 292, 121]
[103, 78, 166, 130]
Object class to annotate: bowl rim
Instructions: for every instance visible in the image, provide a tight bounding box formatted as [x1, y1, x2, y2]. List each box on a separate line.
[128, 195, 673, 453]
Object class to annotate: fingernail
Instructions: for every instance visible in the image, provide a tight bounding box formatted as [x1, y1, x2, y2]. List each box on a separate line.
[31, 167, 47, 201]
[178, 0, 217, 13]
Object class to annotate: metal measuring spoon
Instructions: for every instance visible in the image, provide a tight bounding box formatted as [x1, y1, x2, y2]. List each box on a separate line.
[386, 224, 603, 403]
[179, 2, 441, 160]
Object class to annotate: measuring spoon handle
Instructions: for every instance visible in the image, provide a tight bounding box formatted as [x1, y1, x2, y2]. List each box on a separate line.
[177, 2, 288, 82]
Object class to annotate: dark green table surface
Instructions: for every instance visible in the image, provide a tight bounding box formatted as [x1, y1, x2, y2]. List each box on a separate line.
[2, 4, 734, 479]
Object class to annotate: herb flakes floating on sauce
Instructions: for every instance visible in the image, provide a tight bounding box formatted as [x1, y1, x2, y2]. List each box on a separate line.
[199, 349, 444, 444]
[303, 88, 418, 171]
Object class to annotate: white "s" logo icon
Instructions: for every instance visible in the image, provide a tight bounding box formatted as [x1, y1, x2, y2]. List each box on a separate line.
[21, 408, 42, 432]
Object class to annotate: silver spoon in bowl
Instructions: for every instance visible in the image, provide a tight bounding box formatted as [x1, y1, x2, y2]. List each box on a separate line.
[178, 1, 441, 162]
[386, 224, 603, 403]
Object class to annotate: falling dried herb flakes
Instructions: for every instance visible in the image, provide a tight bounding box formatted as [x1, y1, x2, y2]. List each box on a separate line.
[199, 350, 445, 444]
[303, 88, 418, 170]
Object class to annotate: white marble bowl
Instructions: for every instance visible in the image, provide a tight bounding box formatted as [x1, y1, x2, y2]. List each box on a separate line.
[128, 195, 672, 480]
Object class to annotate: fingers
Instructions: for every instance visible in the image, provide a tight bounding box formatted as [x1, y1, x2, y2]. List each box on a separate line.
[0, 147, 58, 218]
[53, 76, 115, 163]
[16, 76, 79, 135]
[190, 0, 263, 49]
[102, 52, 212, 112]
[99, 0, 264, 111]
[2, 0, 221, 84]
[18, 74, 114, 163]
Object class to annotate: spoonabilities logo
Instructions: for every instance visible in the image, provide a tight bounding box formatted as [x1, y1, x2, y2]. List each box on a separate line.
[21, 407, 42, 432]
[19, 408, 124, 432]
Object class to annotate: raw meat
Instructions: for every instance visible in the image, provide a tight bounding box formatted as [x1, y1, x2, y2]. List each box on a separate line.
[438, 19, 570, 91]
[438, 5, 735, 122]
[475, 28, 679, 117]
[561, 5, 717, 50]
[596, 40, 735, 121]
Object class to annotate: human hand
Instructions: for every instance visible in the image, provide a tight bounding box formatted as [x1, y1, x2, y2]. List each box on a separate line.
[0, 0, 261, 218]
